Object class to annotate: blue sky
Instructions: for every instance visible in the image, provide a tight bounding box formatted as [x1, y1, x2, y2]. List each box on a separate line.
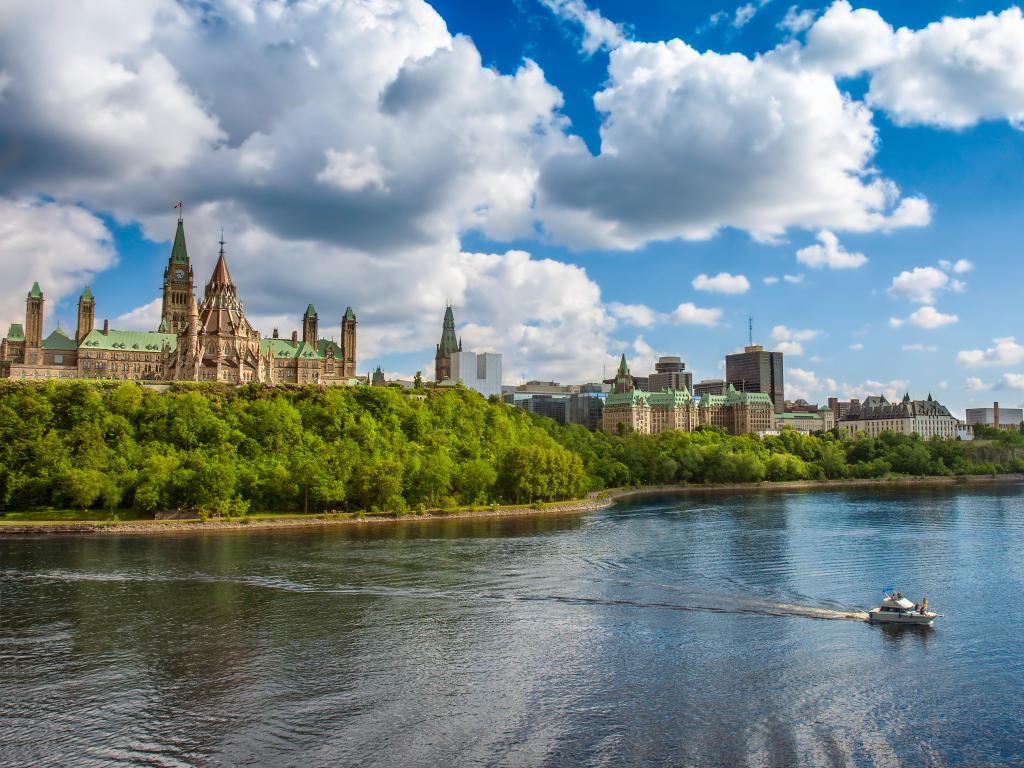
[1, 0, 1023, 414]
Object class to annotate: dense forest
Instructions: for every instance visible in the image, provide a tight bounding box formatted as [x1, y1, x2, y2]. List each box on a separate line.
[0, 381, 1022, 516]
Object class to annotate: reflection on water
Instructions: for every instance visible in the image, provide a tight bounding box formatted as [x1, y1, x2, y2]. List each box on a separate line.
[2, 484, 1023, 767]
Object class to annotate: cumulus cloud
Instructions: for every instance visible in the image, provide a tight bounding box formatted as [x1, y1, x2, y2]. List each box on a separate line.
[779, 6, 816, 34]
[783, 274, 805, 284]
[0, 198, 116, 330]
[957, 337, 1024, 368]
[804, 2, 1024, 129]
[669, 303, 722, 326]
[787, 367, 909, 402]
[538, 0, 626, 54]
[796, 230, 867, 269]
[692, 272, 750, 294]
[887, 266, 957, 304]
[538, 37, 930, 249]
[115, 298, 163, 331]
[953, 259, 974, 273]
[734, 4, 758, 28]
[849, 342, 863, 351]
[891, 306, 959, 330]
[763, 276, 780, 285]
[608, 302, 658, 327]
[771, 325, 821, 356]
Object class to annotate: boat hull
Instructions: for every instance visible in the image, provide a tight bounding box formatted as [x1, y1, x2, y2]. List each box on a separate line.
[867, 610, 938, 625]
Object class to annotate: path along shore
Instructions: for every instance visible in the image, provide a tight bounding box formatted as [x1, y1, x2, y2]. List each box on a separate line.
[2, 474, 1021, 537]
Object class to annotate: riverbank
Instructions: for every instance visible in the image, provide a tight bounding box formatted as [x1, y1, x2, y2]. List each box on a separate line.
[2, 473, 1021, 537]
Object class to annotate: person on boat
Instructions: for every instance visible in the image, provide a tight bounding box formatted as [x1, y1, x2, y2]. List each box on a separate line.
[921, 596, 928, 614]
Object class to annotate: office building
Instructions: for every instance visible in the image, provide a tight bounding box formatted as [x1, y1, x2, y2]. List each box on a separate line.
[726, 345, 785, 413]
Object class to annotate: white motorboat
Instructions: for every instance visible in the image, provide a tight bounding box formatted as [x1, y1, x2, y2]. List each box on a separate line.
[867, 590, 940, 625]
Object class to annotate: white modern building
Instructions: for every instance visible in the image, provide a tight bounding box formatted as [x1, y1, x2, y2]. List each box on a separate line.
[450, 350, 502, 399]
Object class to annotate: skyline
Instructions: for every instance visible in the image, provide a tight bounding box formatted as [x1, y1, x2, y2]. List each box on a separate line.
[1, 0, 1023, 415]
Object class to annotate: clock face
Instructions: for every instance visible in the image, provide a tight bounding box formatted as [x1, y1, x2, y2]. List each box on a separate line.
[174, 268, 186, 281]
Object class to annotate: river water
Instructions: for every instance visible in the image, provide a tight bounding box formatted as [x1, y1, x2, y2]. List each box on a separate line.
[2, 485, 1023, 767]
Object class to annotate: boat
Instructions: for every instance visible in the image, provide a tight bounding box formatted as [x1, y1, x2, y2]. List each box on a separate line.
[867, 590, 940, 625]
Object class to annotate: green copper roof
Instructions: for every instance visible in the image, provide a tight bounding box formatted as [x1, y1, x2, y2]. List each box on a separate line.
[606, 390, 649, 407]
[6, 323, 25, 342]
[317, 339, 341, 358]
[29, 282, 42, 299]
[170, 219, 189, 265]
[261, 338, 322, 360]
[617, 353, 629, 376]
[648, 388, 693, 407]
[305, 304, 317, 317]
[80, 329, 177, 352]
[42, 327, 78, 351]
[158, 317, 169, 333]
[81, 286, 94, 302]
[343, 307, 356, 321]
[437, 305, 459, 356]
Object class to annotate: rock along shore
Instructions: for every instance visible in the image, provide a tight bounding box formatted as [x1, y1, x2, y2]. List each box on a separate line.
[2, 474, 1021, 537]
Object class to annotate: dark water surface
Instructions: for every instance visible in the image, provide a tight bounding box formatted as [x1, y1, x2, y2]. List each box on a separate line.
[2, 486, 1024, 767]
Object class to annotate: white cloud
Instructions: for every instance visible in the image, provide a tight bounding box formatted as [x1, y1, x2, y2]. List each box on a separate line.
[692, 272, 751, 294]
[774, 341, 805, 356]
[114, 298, 163, 331]
[796, 230, 867, 269]
[734, 4, 758, 28]
[998, 373, 1024, 391]
[952, 258, 974, 273]
[0, 198, 116, 331]
[902, 343, 937, 352]
[779, 6, 816, 34]
[772, 325, 822, 343]
[316, 147, 388, 192]
[669, 302, 722, 326]
[888, 317, 904, 328]
[763, 276, 780, 285]
[906, 306, 958, 329]
[968, 373, 1024, 392]
[804, 2, 1024, 130]
[538, 36, 930, 249]
[887, 266, 954, 303]
[849, 342, 863, 351]
[608, 302, 658, 327]
[957, 337, 1024, 368]
[965, 377, 991, 392]
[538, 0, 626, 54]
[783, 274, 805, 284]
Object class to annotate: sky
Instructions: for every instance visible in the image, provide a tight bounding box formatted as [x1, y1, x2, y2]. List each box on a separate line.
[1, 0, 1023, 415]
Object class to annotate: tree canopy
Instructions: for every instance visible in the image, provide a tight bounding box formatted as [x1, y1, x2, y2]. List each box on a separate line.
[0, 381, 1019, 516]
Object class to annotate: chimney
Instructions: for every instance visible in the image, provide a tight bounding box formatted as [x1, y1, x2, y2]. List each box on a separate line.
[994, 401, 1000, 430]
[102, 319, 109, 335]
[291, 330, 298, 346]
[272, 328, 279, 339]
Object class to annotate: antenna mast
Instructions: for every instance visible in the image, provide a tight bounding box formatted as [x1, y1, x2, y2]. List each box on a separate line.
[748, 316, 753, 346]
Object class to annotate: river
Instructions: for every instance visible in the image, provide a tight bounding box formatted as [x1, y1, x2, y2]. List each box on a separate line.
[2, 485, 1023, 767]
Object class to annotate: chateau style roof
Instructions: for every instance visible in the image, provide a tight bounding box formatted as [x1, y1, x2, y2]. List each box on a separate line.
[29, 282, 42, 299]
[5, 324, 24, 342]
[843, 394, 953, 421]
[42, 328, 77, 351]
[698, 384, 774, 408]
[305, 304, 317, 317]
[260, 337, 342, 360]
[343, 307, 356, 321]
[80, 286, 94, 302]
[617, 353, 630, 376]
[80, 329, 178, 352]
[171, 219, 189, 265]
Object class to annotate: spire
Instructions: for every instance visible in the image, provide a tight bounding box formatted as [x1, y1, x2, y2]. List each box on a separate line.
[305, 304, 317, 317]
[170, 218, 189, 265]
[81, 286, 94, 302]
[207, 233, 235, 293]
[437, 304, 459, 356]
[617, 353, 629, 376]
[28, 282, 42, 299]
[343, 307, 356, 321]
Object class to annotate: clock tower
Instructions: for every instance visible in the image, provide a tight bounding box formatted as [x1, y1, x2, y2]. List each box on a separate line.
[161, 213, 195, 334]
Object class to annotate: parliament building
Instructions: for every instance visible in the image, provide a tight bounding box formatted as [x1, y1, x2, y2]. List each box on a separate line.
[1, 217, 358, 385]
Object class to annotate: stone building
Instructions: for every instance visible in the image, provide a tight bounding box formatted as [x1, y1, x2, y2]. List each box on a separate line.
[434, 304, 461, 383]
[838, 393, 961, 439]
[601, 355, 773, 436]
[2, 216, 358, 385]
[433, 305, 502, 398]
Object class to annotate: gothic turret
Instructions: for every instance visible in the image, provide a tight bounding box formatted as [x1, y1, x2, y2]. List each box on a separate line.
[434, 304, 461, 383]
[76, 287, 95, 344]
[614, 353, 635, 394]
[303, 304, 318, 344]
[341, 306, 357, 378]
[161, 213, 195, 334]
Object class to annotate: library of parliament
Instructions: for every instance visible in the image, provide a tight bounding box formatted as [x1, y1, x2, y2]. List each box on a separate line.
[0, 217, 359, 385]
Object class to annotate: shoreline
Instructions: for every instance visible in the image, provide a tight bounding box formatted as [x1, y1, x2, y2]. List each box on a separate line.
[2, 473, 1021, 537]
